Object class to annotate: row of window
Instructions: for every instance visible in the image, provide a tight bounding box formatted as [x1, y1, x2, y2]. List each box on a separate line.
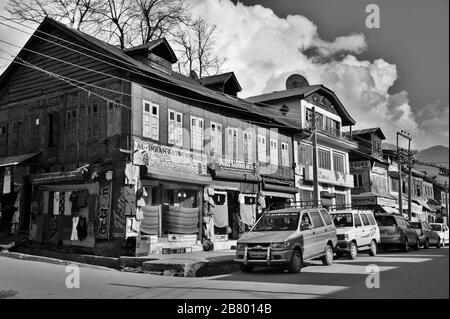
[298, 143, 346, 173]
[305, 108, 341, 137]
[142, 100, 290, 166]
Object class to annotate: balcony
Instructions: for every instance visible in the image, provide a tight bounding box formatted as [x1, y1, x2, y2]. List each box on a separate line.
[303, 165, 354, 188]
[304, 121, 357, 150]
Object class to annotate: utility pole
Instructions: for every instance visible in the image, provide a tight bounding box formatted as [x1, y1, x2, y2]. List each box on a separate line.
[312, 107, 319, 207]
[397, 131, 412, 219]
[446, 181, 449, 226]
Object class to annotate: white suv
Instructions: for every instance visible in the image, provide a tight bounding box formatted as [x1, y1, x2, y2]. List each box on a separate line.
[329, 209, 380, 259]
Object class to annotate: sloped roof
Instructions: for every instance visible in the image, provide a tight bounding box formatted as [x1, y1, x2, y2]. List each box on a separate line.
[199, 72, 242, 92]
[352, 127, 386, 140]
[0, 17, 299, 132]
[245, 85, 356, 126]
[124, 38, 178, 63]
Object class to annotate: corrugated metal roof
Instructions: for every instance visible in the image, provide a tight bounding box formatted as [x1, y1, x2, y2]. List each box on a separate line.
[0, 152, 41, 167]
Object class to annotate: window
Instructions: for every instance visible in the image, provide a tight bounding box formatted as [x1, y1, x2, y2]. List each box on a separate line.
[320, 209, 333, 226]
[354, 174, 363, 188]
[143, 100, 159, 140]
[309, 211, 324, 228]
[367, 214, 376, 225]
[335, 193, 346, 207]
[257, 134, 267, 162]
[360, 213, 370, 226]
[107, 100, 121, 137]
[270, 139, 278, 165]
[354, 214, 362, 227]
[333, 152, 345, 173]
[281, 142, 289, 167]
[299, 143, 313, 166]
[318, 149, 331, 169]
[210, 122, 222, 157]
[191, 116, 204, 152]
[168, 109, 183, 147]
[243, 131, 253, 163]
[391, 177, 399, 192]
[226, 127, 238, 160]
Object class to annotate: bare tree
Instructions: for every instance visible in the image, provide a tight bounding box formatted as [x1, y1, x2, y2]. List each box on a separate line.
[128, 0, 190, 47]
[174, 18, 226, 78]
[6, 0, 99, 30]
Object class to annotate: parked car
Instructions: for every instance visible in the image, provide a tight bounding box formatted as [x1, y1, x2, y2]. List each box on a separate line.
[430, 223, 449, 246]
[234, 208, 337, 273]
[329, 209, 380, 259]
[410, 221, 441, 248]
[375, 214, 420, 251]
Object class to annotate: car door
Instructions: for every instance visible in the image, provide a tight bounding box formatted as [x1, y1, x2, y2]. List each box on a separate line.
[443, 225, 449, 243]
[299, 211, 316, 260]
[353, 213, 365, 248]
[425, 222, 439, 244]
[319, 209, 336, 244]
[309, 209, 327, 257]
[403, 219, 417, 243]
[359, 213, 372, 247]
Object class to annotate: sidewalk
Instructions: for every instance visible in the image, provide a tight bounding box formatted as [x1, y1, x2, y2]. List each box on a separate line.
[1, 242, 239, 277]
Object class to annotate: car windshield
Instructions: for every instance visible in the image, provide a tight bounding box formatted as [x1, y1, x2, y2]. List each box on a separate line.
[252, 212, 299, 232]
[375, 215, 397, 227]
[431, 224, 442, 231]
[331, 213, 353, 228]
[410, 222, 421, 229]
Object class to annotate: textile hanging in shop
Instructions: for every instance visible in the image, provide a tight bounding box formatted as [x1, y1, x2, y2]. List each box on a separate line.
[213, 192, 228, 228]
[77, 217, 88, 241]
[70, 191, 78, 213]
[59, 191, 66, 216]
[239, 194, 257, 227]
[43, 191, 49, 215]
[71, 217, 79, 241]
[53, 192, 60, 215]
[203, 215, 214, 240]
[140, 205, 159, 235]
[76, 190, 89, 208]
[64, 191, 72, 216]
[49, 215, 58, 239]
[125, 162, 139, 185]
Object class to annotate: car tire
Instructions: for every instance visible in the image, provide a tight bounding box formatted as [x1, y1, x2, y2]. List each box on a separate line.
[287, 250, 302, 273]
[436, 239, 441, 249]
[414, 238, 420, 250]
[348, 242, 357, 260]
[239, 264, 254, 273]
[321, 244, 334, 266]
[424, 238, 429, 249]
[369, 240, 377, 256]
[402, 238, 409, 252]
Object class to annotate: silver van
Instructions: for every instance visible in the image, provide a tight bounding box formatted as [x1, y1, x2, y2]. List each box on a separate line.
[234, 208, 337, 273]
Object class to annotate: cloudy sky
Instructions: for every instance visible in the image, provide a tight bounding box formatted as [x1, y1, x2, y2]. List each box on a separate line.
[0, 0, 448, 151]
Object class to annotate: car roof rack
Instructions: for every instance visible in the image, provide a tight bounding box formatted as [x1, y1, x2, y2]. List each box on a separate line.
[268, 200, 323, 210]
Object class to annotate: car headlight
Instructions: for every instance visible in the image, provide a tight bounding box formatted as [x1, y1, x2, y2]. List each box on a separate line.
[237, 243, 246, 250]
[344, 234, 349, 240]
[271, 242, 289, 249]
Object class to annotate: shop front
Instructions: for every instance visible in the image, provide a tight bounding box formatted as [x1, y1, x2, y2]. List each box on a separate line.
[261, 176, 298, 211]
[208, 159, 260, 244]
[352, 192, 398, 215]
[28, 169, 101, 253]
[132, 138, 211, 254]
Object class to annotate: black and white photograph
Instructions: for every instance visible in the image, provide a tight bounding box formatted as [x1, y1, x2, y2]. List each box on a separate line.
[0, 0, 448, 307]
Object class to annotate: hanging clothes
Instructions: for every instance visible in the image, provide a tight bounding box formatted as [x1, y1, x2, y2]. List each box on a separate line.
[203, 215, 214, 240]
[76, 190, 89, 208]
[125, 162, 139, 185]
[239, 194, 257, 227]
[64, 191, 72, 216]
[70, 191, 79, 214]
[53, 192, 60, 215]
[212, 192, 228, 228]
[76, 217, 88, 241]
[71, 216, 79, 241]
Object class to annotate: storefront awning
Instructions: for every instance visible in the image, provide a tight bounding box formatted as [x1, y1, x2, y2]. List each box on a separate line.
[0, 152, 40, 167]
[263, 182, 298, 194]
[30, 170, 85, 184]
[144, 170, 212, 186]
[381, 206, 399, 214]
[261, 191, 295, 199]
[412, 199, 431, 211]
[213, 171, 259, 182]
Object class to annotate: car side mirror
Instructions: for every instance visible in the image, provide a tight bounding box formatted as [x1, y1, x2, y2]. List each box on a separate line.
[301, 223, 312, 231]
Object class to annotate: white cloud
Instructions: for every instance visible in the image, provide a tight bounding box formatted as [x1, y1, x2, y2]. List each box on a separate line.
[188, 0, 449, 150]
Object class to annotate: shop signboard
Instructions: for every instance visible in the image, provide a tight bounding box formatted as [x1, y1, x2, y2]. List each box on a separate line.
[377, 197, 397, 207]
[353, 197, 377, 206]
[133, 138, 207, 175]
[216, 158, 254, 174]
[96, 185, 111, 239]
[305, 166, 354, 187]
[350, 161, 371, 171]
[2, 166, 12, 194]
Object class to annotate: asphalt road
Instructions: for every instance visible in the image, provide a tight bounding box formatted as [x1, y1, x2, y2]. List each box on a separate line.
[0, 246, 448, 299]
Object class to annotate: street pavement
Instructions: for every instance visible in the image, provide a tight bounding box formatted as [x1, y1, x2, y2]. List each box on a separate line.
[0, 246, 448, 299]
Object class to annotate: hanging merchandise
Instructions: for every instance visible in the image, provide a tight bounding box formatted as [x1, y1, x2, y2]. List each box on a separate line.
[58, 191, 66, 216]
[43, 191, 49, 215]
[125, 162, 139, 185]
[76, 190, 89, 208]
[135, 187, 147, 221]
[257, 191, 266, 214]
[71, 216, 79, 241]
[49, 215, 58, 240]
[69, 191, 78, 214]
[212, 192, 228, 228]
[239, 194, 257, 227]
[77, 217, 88, 241]
[53, 192, 60, 215]
[64, 191, 72, 216]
